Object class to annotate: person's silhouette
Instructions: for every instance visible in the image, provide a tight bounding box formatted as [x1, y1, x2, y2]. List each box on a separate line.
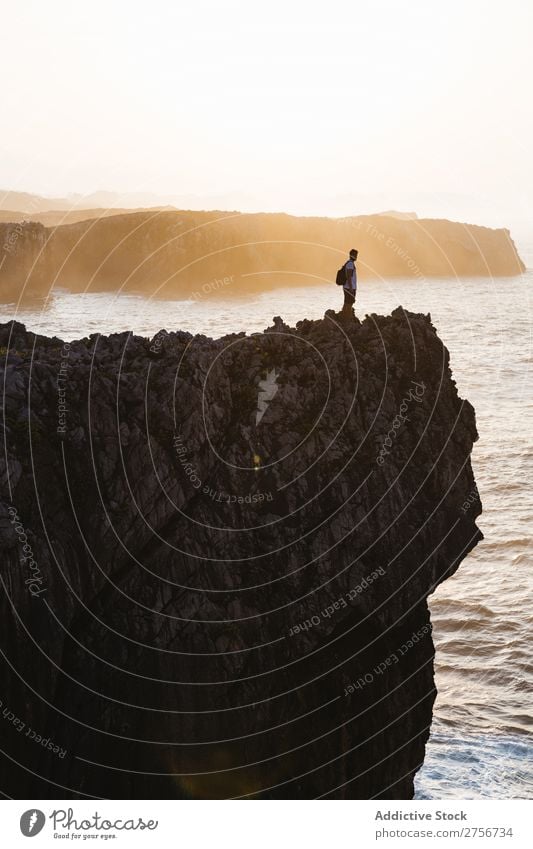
[342, 248, 358, 314]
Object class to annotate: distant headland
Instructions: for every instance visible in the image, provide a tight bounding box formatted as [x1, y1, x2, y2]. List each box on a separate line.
[0, 197, 525, 302]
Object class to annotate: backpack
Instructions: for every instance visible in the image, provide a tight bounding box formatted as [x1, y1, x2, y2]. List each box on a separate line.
[335, 262, 348, 286]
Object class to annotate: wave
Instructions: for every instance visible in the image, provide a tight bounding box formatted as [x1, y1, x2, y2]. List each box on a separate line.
[416, 730, 533, 799]
[431, 599, 496, 618]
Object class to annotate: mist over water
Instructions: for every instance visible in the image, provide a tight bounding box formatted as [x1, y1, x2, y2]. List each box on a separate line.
[2, 267, 532, 799]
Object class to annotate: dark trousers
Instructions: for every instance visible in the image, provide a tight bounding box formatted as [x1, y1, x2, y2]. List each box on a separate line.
[343, 288, 356, 311]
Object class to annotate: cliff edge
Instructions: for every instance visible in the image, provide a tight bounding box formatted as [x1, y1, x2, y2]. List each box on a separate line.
[0, 309, 482, 798]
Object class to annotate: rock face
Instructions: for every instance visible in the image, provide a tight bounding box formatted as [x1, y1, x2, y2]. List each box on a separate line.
[0, 309, 482, 799]
[0, 209, 525, 301]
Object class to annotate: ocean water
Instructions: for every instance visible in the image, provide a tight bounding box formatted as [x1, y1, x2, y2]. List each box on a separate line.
[1, 269, 532, 799]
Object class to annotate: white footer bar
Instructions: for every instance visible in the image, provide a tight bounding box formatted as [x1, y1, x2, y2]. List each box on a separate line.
[2, 799, 531, 848]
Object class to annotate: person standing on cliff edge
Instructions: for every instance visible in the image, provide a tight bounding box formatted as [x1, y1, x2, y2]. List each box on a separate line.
[340, 248, 358, 315]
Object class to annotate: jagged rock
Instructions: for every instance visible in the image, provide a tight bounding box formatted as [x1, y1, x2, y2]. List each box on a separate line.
[0, 310, 482, 799]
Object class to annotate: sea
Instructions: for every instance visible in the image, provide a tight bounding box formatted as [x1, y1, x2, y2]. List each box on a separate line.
[1, 261, 532, 800]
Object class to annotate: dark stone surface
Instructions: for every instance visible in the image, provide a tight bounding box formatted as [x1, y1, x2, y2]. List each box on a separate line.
[0, 308, 482, 798]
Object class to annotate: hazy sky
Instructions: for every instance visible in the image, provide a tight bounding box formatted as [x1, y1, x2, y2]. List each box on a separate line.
[1, 0, 532, 227]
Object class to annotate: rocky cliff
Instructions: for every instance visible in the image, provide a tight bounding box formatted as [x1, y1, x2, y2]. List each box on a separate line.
[0, 209, 525, 301]
[0, 308, 482, 799]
